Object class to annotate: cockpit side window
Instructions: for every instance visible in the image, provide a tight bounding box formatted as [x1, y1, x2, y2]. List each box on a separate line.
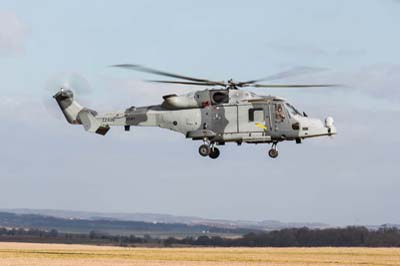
[275, 104, 286, 122]
[285, 103, 302, 116]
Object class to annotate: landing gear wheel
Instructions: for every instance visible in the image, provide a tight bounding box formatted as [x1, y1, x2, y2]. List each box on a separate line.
[199, 144, 211, 157]
[209, 147, 220, 159]
[268, 149, 279, 159]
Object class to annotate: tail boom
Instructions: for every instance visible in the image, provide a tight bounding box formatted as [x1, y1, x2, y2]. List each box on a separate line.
[53, 89, 110, 135]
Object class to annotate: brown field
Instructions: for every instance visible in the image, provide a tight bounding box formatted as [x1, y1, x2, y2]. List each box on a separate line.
[0, 242, 399, 266]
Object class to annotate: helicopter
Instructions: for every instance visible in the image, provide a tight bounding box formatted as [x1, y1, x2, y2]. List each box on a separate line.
[53, 64, 337, 159]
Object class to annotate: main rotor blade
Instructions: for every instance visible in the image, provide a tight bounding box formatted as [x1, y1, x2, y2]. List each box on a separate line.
[148, 80, 226, 86]
[112, 64, 226, 86]
[251, 84, 339, 88]
[237, 66, 329, 87]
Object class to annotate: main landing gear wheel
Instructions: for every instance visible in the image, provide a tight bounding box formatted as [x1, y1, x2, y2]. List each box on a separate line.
[209, 147, 220, 159]
[199, 144, 211, 157]
[268, 142, 279, 158]
[268, 149, 279, 158]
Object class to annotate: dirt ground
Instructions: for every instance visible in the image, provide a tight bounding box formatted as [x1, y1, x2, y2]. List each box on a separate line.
[0, 242, 399, 266]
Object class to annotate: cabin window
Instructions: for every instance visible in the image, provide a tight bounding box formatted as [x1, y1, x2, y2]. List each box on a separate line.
[249, 108, 264, 122]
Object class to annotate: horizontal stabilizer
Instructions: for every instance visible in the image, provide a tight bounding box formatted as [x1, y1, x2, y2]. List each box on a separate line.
[78, 110, 110, 136]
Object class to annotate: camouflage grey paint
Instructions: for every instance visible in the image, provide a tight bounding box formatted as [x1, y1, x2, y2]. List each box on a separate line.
[53, 90, 109, 135]
[53, 90, 82, 124]
[54, 88, 336, 143]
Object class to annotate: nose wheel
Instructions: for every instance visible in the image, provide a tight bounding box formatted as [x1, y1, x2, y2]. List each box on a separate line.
[268, 143, 279, 158]
[198, 142, 220, 159]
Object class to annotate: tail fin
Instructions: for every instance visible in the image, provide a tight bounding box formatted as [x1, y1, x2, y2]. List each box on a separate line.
[53, 89, 110, 135]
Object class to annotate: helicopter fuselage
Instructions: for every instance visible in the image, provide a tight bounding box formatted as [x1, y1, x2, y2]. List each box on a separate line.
[54, 88, 336, 159]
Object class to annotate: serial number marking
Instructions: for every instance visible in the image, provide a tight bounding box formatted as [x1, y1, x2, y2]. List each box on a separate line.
[102, 118, 116, 123]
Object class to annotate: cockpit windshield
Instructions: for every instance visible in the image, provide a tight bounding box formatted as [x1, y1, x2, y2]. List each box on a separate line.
[285, 103, 302, 116]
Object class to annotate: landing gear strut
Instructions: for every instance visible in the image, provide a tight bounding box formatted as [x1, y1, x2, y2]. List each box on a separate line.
[198, 140, 220, 159]
[268, 142, 279, 158]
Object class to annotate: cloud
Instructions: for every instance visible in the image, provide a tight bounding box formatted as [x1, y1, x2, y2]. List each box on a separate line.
[267, 42, 366, 58]
[0, 11, 28, 55]
[267, 42, 328, 56]
[348, 65, 400, 101]
[99, 77, 191, 109]
[281, 64, 400, 103]
[335, 48, 366, 57]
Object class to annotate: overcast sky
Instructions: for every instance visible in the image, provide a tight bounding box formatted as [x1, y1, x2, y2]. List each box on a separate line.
[0, 0, 399, 226]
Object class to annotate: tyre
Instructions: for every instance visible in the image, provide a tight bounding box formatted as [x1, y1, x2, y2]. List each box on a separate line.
[268, 149, 279, 158]
[209, 147, 220, 159]
[199, 144, 211, 157]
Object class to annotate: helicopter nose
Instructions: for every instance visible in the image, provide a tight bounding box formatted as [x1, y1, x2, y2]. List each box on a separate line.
[298, 117, 336, 138]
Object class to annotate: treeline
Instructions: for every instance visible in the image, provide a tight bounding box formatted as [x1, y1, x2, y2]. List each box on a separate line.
[0, 227, 161, 246]
[1, 226, 400, 247]
[165, 227, 400, 247]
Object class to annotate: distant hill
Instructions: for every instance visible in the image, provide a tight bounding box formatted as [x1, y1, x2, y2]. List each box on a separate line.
[0, 208, 329, 231]
[0, 212, 258, 237]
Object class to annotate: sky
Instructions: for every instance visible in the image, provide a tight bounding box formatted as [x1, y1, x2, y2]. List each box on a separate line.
[0, 0, 399, 226]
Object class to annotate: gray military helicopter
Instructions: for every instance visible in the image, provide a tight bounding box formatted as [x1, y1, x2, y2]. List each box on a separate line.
[53, 65, 337, 159]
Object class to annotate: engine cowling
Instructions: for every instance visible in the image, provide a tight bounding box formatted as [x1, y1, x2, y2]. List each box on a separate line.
[162, 94, 201, 109]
